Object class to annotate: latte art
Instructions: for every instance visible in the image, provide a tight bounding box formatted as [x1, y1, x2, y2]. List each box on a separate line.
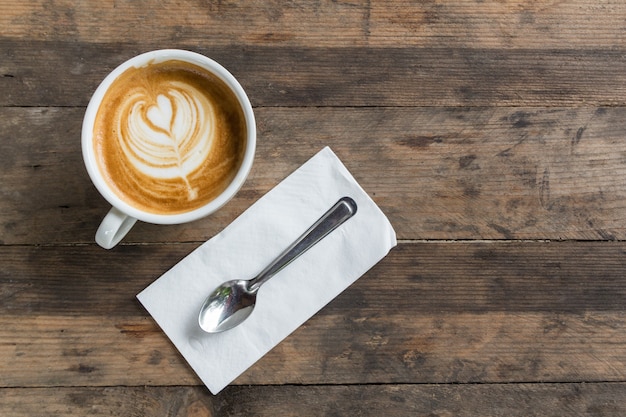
[122, 86, 216, 199]
[93, 60, 247, 215]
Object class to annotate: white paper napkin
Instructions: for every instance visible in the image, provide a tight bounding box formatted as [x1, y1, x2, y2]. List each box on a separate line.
[137, 146, 397, 394]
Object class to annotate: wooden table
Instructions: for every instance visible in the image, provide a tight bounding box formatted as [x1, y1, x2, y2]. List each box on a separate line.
[2, 1, 626, 415]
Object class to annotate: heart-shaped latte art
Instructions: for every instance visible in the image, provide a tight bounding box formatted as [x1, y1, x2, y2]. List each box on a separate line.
[117, 82, 217, 199]
[146, 94, 174, 133]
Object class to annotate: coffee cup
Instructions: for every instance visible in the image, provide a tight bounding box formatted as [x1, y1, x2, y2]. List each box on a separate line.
[82, 49, 256, 249]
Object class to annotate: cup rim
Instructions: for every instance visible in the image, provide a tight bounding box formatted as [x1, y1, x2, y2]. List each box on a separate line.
[82, 49, 256, 225]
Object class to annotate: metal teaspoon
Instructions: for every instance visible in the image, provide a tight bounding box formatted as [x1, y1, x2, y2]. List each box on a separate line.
[198, 196, 358, 333]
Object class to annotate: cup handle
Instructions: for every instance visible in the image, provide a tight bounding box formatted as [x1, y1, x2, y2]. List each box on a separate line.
[95, 207, 137, 249]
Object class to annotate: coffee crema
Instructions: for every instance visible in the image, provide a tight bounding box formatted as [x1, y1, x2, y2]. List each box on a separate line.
[93, 59, 247, 215]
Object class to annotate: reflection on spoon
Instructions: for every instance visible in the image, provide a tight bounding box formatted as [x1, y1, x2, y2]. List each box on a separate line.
[198, 197, 358, 333]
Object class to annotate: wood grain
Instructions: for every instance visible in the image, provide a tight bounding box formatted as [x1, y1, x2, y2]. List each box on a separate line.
[3, 42, 626, 107]
[2, 106, 626, 244]
[1, 383, 625, 417]
[3, 242, 626, 317]
[2, 0, 626, 49]
[3, 311, 626, 387]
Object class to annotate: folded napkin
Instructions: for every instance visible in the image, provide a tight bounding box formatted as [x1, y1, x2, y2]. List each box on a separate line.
[137, 146, 397, 394]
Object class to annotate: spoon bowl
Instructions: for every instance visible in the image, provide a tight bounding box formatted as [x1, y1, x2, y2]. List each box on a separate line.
[198, 279, 257, 333]
[198, 196, 357, 333]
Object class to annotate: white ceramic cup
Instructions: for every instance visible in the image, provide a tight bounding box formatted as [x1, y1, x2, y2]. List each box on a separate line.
[82, 49, 256, 249]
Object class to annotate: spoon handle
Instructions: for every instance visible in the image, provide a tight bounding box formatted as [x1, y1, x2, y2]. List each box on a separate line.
[248, 196, 358, 292]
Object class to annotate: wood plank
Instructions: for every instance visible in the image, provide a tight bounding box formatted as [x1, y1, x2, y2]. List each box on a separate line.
[3, 242, 626, 387]
[2, 106, 626, 244]
[3, 42, 626, 107]
[1, 383, 625, 417]
[0, 0, 369, 46]
[369, 0, 626, 49]
[3, 242, 626, 316]
[0, 386, 215, 417]
[2, 311, 626, 387]
[2, 0, 626, 49]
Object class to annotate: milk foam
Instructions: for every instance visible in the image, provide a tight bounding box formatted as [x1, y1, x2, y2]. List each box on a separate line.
[118, 83, 216, 199]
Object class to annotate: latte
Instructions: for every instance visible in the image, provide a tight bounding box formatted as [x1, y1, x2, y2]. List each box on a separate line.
[92, 59, 247, 215]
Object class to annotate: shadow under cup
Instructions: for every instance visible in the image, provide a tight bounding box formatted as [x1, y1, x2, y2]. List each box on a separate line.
[82, 49, 256, 249]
